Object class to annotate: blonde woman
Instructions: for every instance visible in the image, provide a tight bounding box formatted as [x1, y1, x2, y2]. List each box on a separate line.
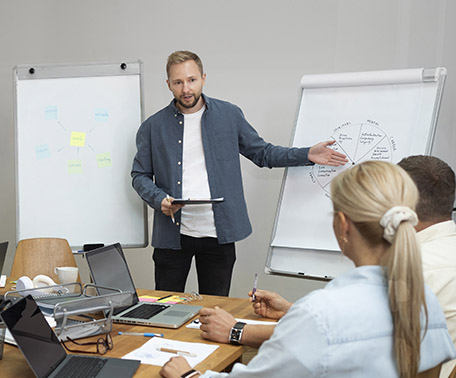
[160, 161, 455, 378]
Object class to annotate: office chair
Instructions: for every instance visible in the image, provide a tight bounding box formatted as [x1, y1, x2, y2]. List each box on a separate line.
[10, 237, 81, 283]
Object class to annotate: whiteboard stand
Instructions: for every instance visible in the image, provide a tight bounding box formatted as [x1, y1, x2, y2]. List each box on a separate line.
[14, 61, 147, 250]
[266, 67, 446, 281]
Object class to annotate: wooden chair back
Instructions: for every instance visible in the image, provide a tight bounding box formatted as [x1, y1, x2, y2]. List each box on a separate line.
[10, 237, 81, 283]
[416, 364, 442, 378]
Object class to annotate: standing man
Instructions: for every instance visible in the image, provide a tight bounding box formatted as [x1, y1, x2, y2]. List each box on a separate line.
[131, 50, 347, 296]
[399, 155, 456, 378]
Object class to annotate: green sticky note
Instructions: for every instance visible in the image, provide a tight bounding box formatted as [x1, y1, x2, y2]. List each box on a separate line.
[96, 152, 112, 168]
[68, 160, 82, 174]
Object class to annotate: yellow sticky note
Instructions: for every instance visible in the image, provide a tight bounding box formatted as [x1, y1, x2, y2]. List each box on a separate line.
[68, 160, 82, 174]
[70, 131, 86, 147]
[96, 152, 112, 168]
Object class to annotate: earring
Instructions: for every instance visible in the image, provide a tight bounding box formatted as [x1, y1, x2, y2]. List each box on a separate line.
[340, 236, 348, 255]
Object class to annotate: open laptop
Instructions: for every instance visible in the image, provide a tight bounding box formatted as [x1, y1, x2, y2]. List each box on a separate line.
[0, 241, 8, 287]
[85, 243, 202, 328]
[0, 295, 140, 378]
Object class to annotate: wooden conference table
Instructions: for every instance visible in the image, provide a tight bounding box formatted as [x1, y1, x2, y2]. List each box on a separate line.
[1, 284, 267, 378]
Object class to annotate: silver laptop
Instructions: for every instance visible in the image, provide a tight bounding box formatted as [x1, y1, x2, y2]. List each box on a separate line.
[0, 241, 8, 274]
[0, 295, 140, 378]
[85, 243, 201, 328]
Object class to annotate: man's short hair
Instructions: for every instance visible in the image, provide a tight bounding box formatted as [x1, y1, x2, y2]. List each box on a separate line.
[166, 51, 204, 78]
[398, 155, 455, 222]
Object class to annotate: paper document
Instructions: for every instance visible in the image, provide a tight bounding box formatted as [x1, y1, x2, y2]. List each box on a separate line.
[122, 337, 219, 367]
[187, 317, 278, 329]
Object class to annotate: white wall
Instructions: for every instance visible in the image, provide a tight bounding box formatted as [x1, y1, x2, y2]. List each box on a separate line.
[1, 0, 455, 301]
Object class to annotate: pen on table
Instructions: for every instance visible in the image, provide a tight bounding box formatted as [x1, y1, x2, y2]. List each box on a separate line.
[252, 272, 258, 301]
[157, 347, 197, 357]
[118, 332, 164, 337]
[166, 194, 175, 224]
[157, 294, 172, 301]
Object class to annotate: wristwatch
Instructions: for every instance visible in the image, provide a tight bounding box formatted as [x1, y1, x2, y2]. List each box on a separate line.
[229, 321, 246, 345]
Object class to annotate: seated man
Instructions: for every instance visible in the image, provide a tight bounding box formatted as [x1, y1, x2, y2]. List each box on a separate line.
[398, 155, 456, 378]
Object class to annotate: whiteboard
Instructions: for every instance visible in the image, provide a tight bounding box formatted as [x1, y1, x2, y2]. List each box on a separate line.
[266, 67, 446, 280]
[14, 61, 147, 249]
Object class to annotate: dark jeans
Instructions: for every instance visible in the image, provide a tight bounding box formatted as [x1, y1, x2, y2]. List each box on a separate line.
[153, 235, 236, 296]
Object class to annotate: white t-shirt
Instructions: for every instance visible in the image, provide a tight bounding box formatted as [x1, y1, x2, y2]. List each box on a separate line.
[180, 105, 217, 238]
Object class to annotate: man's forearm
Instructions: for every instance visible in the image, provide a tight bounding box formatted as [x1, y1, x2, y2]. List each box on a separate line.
[240, 324, 276, 348]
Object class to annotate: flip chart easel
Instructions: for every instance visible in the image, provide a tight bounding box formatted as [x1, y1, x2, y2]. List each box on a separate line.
[14, 61, 147, 249]
[266, 67, 446, 280]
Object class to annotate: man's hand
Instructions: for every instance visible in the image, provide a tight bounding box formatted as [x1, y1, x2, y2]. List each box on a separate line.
[308, 140, 348, 166]
[249, 289, 292, 320]
[199, 306, 237, 343]
[161, 196, 184, 219]
[159, 356, 193, 378]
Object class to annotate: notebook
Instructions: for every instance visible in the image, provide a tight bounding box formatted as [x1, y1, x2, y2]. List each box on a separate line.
[85, 243, 202, 328]
[0, 241, 8, 287]
[0, 295, 140, 378]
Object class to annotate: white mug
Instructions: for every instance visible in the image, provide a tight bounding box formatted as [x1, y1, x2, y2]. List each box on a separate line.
[54, 266, 78, 284]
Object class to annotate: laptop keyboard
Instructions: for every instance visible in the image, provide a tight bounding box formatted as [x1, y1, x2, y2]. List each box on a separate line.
[55, 356, 107, 378]
[122, 303, 168, 319]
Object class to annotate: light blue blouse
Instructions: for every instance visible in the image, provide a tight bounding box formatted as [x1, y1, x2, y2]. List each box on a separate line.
[202, 266, 456, 377]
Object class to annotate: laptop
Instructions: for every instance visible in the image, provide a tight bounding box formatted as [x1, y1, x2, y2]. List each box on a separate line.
[0, 241, 8, 287]
[85, 243, 202, 328]
[0, 295, 140, 378]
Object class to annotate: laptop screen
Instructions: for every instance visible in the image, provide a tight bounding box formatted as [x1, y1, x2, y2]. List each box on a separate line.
[0, 241, 8, 274]
[85, 243, 139, 314]
[1, 295, 67, 378]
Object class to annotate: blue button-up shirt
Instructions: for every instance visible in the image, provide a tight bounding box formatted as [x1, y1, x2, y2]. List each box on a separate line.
[131, 94, 313, 249]
[201, 266, 456, 378]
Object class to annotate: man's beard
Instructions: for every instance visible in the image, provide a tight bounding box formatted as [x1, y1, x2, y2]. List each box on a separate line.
[177, 93, 200, 109]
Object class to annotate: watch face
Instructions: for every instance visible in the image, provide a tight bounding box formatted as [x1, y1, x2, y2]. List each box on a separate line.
[230, 328, 242, 343]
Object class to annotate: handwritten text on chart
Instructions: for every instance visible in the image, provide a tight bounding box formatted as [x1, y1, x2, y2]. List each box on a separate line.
[70, 132, 86, 147]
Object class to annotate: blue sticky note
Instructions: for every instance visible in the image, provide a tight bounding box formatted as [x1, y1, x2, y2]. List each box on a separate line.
[35, 144, 51, 160]
[44, 106, 58, 120]
[94, 108, 109, 122]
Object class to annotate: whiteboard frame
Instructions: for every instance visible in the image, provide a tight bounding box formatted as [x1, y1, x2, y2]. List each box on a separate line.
[266, 67, 446, 281]
[13, 61, 148, 249]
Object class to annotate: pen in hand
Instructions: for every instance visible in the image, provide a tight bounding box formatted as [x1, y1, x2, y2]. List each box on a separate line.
[252, 272, 258, 301]
[166, 195, 175, 224]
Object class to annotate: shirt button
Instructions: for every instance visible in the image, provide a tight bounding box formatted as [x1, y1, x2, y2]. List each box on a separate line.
[178, 140, 182, 144]
[179, 121, 183, 125]
[174, 114, 177, 117]
[178, 161, 181, 165]
[176, 222, 180, 226]
[177, 181, 181, 185]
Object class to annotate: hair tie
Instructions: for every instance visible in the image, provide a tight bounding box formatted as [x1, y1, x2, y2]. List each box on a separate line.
[379, 206, 418, 243]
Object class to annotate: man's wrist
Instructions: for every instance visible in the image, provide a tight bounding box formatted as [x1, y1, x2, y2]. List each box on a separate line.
[229, 321, 246, 345]
[181, 369, 201, 378]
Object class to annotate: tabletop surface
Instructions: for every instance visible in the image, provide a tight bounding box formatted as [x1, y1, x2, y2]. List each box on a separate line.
[0, 283, 269, 378]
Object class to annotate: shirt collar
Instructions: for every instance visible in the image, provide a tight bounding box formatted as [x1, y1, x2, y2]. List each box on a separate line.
[417, 220, 456, 244]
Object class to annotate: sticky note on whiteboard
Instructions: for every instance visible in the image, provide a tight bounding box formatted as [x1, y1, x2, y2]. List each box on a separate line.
[44, 105, 58, 120]
[35, 144, 50, 160]
[68, 160, 82, 174]
[96, 152, 112, 168]
[70, 132, 86, 147]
